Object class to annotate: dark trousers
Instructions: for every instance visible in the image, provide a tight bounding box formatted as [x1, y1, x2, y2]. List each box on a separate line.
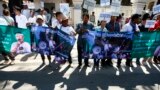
[106, 58, 112, 65]
[40, 54, 51, 63]
[117, 58, 132, 66]
[1, 52, 15, 61]
[68, 54, 72, 64]
[153, 56, 160, 63]
[77, 45, 89, 65]
[94, 59, 105, 66]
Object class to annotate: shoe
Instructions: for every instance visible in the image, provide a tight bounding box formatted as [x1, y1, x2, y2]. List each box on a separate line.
[84, 64, 90, 67]
[3, 61, 9, 65]
[78, 64, 82, 69]
[10, 61, 15, 65]
[117, 64, 121, 68]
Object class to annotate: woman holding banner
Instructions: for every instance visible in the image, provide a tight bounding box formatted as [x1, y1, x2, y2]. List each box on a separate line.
[56, 15, 76, 66]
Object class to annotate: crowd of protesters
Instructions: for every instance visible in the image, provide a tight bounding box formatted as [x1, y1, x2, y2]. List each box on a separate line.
[0, 1, 160, 69]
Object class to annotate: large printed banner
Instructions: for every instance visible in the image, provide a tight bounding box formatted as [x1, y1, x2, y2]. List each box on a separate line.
[131, 32, 160, 58]
[32, 26, 76, 58]
[82, 31, 133, 59]
[0, 25, 31, 54]
[56, 29, 76, 58]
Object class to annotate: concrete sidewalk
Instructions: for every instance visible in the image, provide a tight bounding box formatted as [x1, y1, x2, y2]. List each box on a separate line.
[0, 52, 160, 90]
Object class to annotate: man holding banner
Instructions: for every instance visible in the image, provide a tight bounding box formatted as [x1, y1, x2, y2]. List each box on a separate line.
[76, 14, 94, 68]
[120, 14, 140, 67]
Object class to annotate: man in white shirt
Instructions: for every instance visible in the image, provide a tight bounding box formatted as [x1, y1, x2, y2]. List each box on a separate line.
[52, 12, 63, 28]
[118, 14, 141, 67]
[14, 6, 28, 29]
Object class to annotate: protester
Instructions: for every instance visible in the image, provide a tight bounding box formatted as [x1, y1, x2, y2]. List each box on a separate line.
[14, 6, 28, 29]
[39, 8, 47, 23]
[44, 8, 51, 26]
[34, 15, 51, 65]
[150, 14, 160, 31]
[106, 15, 120, 32]
[57, 15, 76, 66]
[1, 9, 15, 65]
[120, 14, 140, 67]
[90, 12, 95, 24]
[22, 0, 31, 19]
[105, 15, 120, 66]
[94, 19, 108, 67]
[52, 12, 63, 28]
[139, 13, 150, 32]
[153, 46, 160, 64]
[76, 13, 94, 68]
[28, 10, 36, 25]
[2, 9, 15, 26]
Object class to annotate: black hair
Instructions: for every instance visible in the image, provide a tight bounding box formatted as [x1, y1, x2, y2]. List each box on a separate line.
[142, 13, 150, 20]
[131, 14, 140, 21]
[2, 4, 8, 9]
[14, 6, 21, 12]
[3, 9, 10, 16]
[55, 12, 63, 17]
[82, 13, 89, 19]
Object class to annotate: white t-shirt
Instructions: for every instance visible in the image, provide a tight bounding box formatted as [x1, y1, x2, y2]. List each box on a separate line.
[28, 16, 36, 24]
[52, 18, 61, 28]
[16, 14, 28, 29]
[121, 23, 140, 32]
[0, 17, 8, 26]
[57, 25, 75, 35]
[3, 16, 14, 26]
[11, 42, 31, 54]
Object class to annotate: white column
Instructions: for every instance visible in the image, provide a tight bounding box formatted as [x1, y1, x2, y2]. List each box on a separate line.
[73, 0, 83, 28]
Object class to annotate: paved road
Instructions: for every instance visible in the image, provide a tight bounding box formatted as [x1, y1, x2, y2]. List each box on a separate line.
[0, 47, 160, 90]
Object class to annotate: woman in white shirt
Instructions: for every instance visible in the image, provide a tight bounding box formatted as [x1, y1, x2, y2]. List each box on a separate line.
[57, 16, 76, 66]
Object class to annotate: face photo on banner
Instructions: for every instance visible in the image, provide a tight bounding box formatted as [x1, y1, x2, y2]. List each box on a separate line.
[100, 0, 110, 7]
[10, 32, 31, 54]
[0, 25, 31, 54]
[83, 0, 96, 10]
[60, 3, 70, 17]
[145, 20, 155, 28]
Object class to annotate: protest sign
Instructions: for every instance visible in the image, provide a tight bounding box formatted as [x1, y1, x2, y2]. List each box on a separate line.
[153, 4, 160, 15]
[99, 12, 111, 22]
[100, 0, 110, 7]
[145, 20, 155, 28]
[83, 0, 96, 10]
[111, 0, 121, 16]
[60, 3, 70, 17]
[0, 25, 31, 54]
[131, 32, 160, 58]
